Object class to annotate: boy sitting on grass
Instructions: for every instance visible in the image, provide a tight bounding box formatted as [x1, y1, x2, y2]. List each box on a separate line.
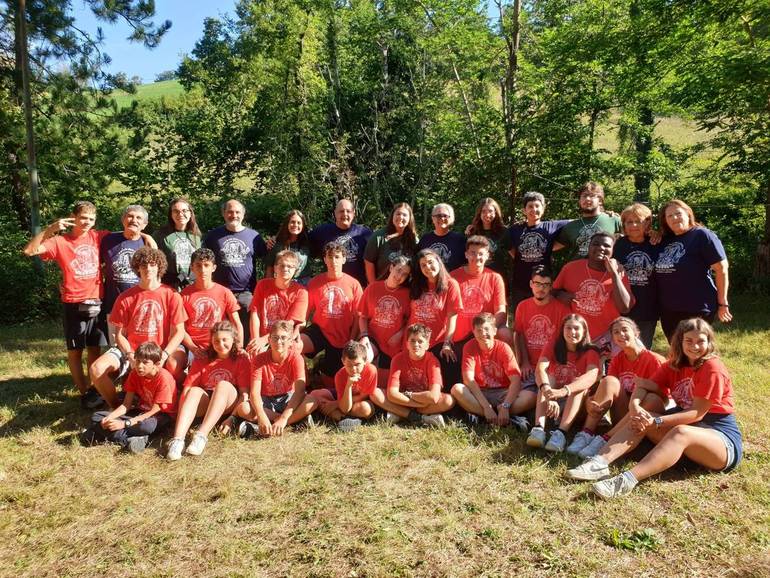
[81, 342, 177, 453]
[450, 313, 531, 430]
[383, 323, 454, 427]
[236, 320, 318, 438]
[310, 340, 377, 431]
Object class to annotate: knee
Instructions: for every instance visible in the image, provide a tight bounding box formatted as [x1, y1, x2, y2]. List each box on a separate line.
[450, 383, 465, 399]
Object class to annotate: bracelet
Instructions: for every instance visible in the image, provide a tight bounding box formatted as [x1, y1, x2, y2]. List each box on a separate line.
[718, 302, 729, 307]
[360, 333, 369, 338]
[564, 385, 571, 396]
[161, 350, 170, 360]
[442, 342, 452, 349]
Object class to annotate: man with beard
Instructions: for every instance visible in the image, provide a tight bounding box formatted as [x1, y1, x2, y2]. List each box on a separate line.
[557, 182, 622, 261]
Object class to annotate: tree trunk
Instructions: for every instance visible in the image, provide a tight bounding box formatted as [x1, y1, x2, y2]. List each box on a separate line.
[634, 105, 653, 203]
[755, 180, 770, 278]
[501, 0, 521, 219]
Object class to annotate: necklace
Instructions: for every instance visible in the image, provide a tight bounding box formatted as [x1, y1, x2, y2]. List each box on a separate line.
[585, 260, 608, 283]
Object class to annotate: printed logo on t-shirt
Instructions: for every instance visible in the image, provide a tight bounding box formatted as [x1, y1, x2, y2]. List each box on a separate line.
[173, 237, 195, 269]
[428, 242, 451, 264]
[336, 234, 358, 263]
[319, 285, 348, 318]
[373, 295, 403, 328]
[618, 370, 636, 394]
[525, 314, 556, 349]
[266, 372, 290, 396]
[671, 377, 694, 409]
[553, 361, 577, 386]
[461, 284, 485, 317]
[519, 231, 547, 263]
[412, 292, 441, 323]
[220, 237, 250, 267]
[191, 296, 221, 329]
[481, 359, 505, 388]
[206, 368, 233, 388]
[404, 366, 426, 390]
[70, 244, 99, 279]
[132, 300, 164, 336]
[576, 223, 601, 256]
[111, 247, 139, 284]
[265, 294, 288, 328]
[575, 279, 609, 316]
[624, 250, 654, 286]
[656, 242, 686, 273]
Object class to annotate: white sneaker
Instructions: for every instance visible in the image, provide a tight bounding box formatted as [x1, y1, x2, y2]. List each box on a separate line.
[338, 418, 362, 432]
[566, 431, 594, 455]
[185, 432, 208, 456]
[592, 472, 638, 499]
[545, 429, 567, 453]
[386, 412, 401, 424]
[166, 438, 184, 461]
[421, 414, 446, 428]
[566, 456, 611, 481]
[526, 426, 547, 448]
[579, 435, 607, 459]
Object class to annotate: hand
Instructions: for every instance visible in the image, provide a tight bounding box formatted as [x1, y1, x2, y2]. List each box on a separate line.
[718, 304, 733, 323]
[586, 397, 610, 417]
[546, 400, 561, 420]
[440, 343, 457, 363]
[520, 362, 533, 381]
[647, 229, 662, 245]
[265, 236, 276, 251]
[603, 256, 620, 277]
[246, 338, 261, 355]
[483, 405, 498, 424]
[497, 405, 510, 427]
[543, 385, 564, 402]
[348, 373, 362, 385]
[464, 224, 473, 236]
[387, 330, 403, 348]
[103, 418, 125, 432]
[258, 419, 272, 437]
[271, 417, 288, 436]
[630, 412, 653, 434]
[47, 218, 75, 235]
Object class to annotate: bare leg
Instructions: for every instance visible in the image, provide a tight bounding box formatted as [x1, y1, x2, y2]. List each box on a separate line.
[584, 376, 622, 432]
[416, 393, 454, 415]
[285, 394, 318, 425]
[511, 390, 537, 414]
[173, 387, 210, 439]
[197, 381, 239, 436]
[558, 390, 587, 432]
[370, 387, 410, 417]
[166, 350, 188, 386]
[89, 352, 121, 408]
[451, 383, 484, 415]
[67, 349, 89, 394]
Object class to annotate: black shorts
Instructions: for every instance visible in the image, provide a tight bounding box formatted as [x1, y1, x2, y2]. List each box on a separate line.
[62, 303, 108, 351]
[369, 337, 392, 370]
[304, 324, 343, 377]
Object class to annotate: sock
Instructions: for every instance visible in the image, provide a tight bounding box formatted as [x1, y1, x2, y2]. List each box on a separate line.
[622, 470, 639, 488]
[582, 427, 594, 435]
[601, 433, 610, 441]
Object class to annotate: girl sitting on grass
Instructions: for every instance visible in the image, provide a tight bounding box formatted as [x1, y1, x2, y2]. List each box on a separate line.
[166, 320, 250, 460]
[567, 318, 742, 499]
[565, 317, 666, 458]
[526, 314, 600, 453]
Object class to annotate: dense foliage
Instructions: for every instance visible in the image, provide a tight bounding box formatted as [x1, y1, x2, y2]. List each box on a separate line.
[2, 0, 769, 322]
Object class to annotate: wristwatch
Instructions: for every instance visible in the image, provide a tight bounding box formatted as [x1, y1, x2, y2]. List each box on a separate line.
[653, 416, 663, 429]
[124, 419, 133, 428]
[501, 402, 512, 410]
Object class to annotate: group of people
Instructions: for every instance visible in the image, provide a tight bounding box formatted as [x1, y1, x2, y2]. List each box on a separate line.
[23, 181, 741, 499]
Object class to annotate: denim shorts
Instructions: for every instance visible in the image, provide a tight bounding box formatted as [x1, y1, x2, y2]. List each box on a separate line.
[664, 406, 743, 471]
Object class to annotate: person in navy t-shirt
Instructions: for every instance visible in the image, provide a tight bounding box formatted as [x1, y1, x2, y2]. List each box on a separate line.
[308, 199, 372, 286]
[507, 192, 569, 312]
[417, 203, 467, 273]
[203, 199, 267, 344]
[654, 200, 732, 341]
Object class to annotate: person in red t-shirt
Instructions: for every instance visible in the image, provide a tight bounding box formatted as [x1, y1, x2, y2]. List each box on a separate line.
[90, 247, 187, 408]
[82, 342, 177, 453]
[526, 314, 600, 453]
[248, 249, 308, 353]
[302, 241, 363, 382]
[358, 254, 412, 387]
[167, 320, 251, 460]
[23, 201, 109, 408]
[409, 249, 463, 388]
[451, 313, 532, 430]
[451, 236, 511, 347]
[567, 318, 743, 499]
[513, 265, 571, 388]
[182, 248, 243, 360]
[552, 232, 633, 354]
[235, 320, 318, 438]
[309, 341, 377, 431]
[380, 324, 454, 427]
[565, 317, 666, 459]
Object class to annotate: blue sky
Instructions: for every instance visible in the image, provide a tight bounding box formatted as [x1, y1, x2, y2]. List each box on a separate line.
[72, 0, 238, 83]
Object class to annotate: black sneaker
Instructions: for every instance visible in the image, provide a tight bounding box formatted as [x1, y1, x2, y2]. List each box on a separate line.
[79, 427, 98, 446]
[406, 409, 422, 424]
[80, 388, 104, 410]
[237, 421, 257, 439]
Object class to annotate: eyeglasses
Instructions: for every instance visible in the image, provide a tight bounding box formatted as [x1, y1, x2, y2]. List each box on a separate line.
[432, 214, 450, 220]
[624, 219, 645, 226]
[531, 281, 552, 288]
[172, 209, 191, 215]
[270, 335, 292, 343]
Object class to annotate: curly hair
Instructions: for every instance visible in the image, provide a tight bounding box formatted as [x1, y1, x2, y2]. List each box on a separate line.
[130, 247, 168, 278]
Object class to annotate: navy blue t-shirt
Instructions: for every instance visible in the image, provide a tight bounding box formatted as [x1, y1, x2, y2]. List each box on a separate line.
[655, 227, 726, 314]
[417, 231, 467, 272]
[508, 220, 568, 291]
[308, 222, 372, 286]
[100, 233, 144, 312]
[203, 226, 267, 293]
[613, 236, 659, 321]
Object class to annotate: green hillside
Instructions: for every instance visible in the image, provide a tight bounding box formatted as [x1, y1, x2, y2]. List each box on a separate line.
[110, 79, 184, 108]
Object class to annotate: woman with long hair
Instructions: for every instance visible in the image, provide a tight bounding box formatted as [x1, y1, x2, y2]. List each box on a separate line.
[264, 209, 311, 283]
[466, 197, 508, 273]
[364, 202, 419, 284]
[153, 197, 201, 290]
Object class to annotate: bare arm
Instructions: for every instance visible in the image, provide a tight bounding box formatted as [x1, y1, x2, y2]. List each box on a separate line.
[162, 323, 186, 365]
[365, 261, 377, 285]
[605, 258, 633, 314]
[24, 218, 73, 256]
[712, 260, 732, 322]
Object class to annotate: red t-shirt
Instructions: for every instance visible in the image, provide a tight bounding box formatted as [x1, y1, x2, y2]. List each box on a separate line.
[538, 338, 601, 387]
[607, 348, 666, 394]
[250, 279, 309, 336]
[109, 285, 187, 351]
[183, 353, 251, 392]
[307, 273, 363, 348]
[408, 278, 463, 348]
[181, 283, 240, 348]
[359, 281, 411, 358]
[334, 362, 378, 399]
[250, 350, 306, 397]
[451, 267, 506, 342]
[650, 357, 734, 414]
[513, 297, 571, 366]
[40, 229, 109, 303]
[388, 352, 443, 393]
[123, 367, 178, 415]
[461, 339, 520, 389]
[552, 260, 634, 339]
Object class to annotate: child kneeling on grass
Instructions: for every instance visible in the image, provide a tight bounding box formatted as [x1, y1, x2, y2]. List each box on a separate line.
[309, 340, 377, 432]
[450, 313, 531, 430]
[235, 320, 318, 438]
[167, 320, 251, 460]
[82, 342, 177, 453]
[380, 323, 454, 427]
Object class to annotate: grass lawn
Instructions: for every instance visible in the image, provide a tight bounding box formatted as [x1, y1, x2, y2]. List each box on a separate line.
[1, 296, 769, 577]
[110, 80, 184, 109]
